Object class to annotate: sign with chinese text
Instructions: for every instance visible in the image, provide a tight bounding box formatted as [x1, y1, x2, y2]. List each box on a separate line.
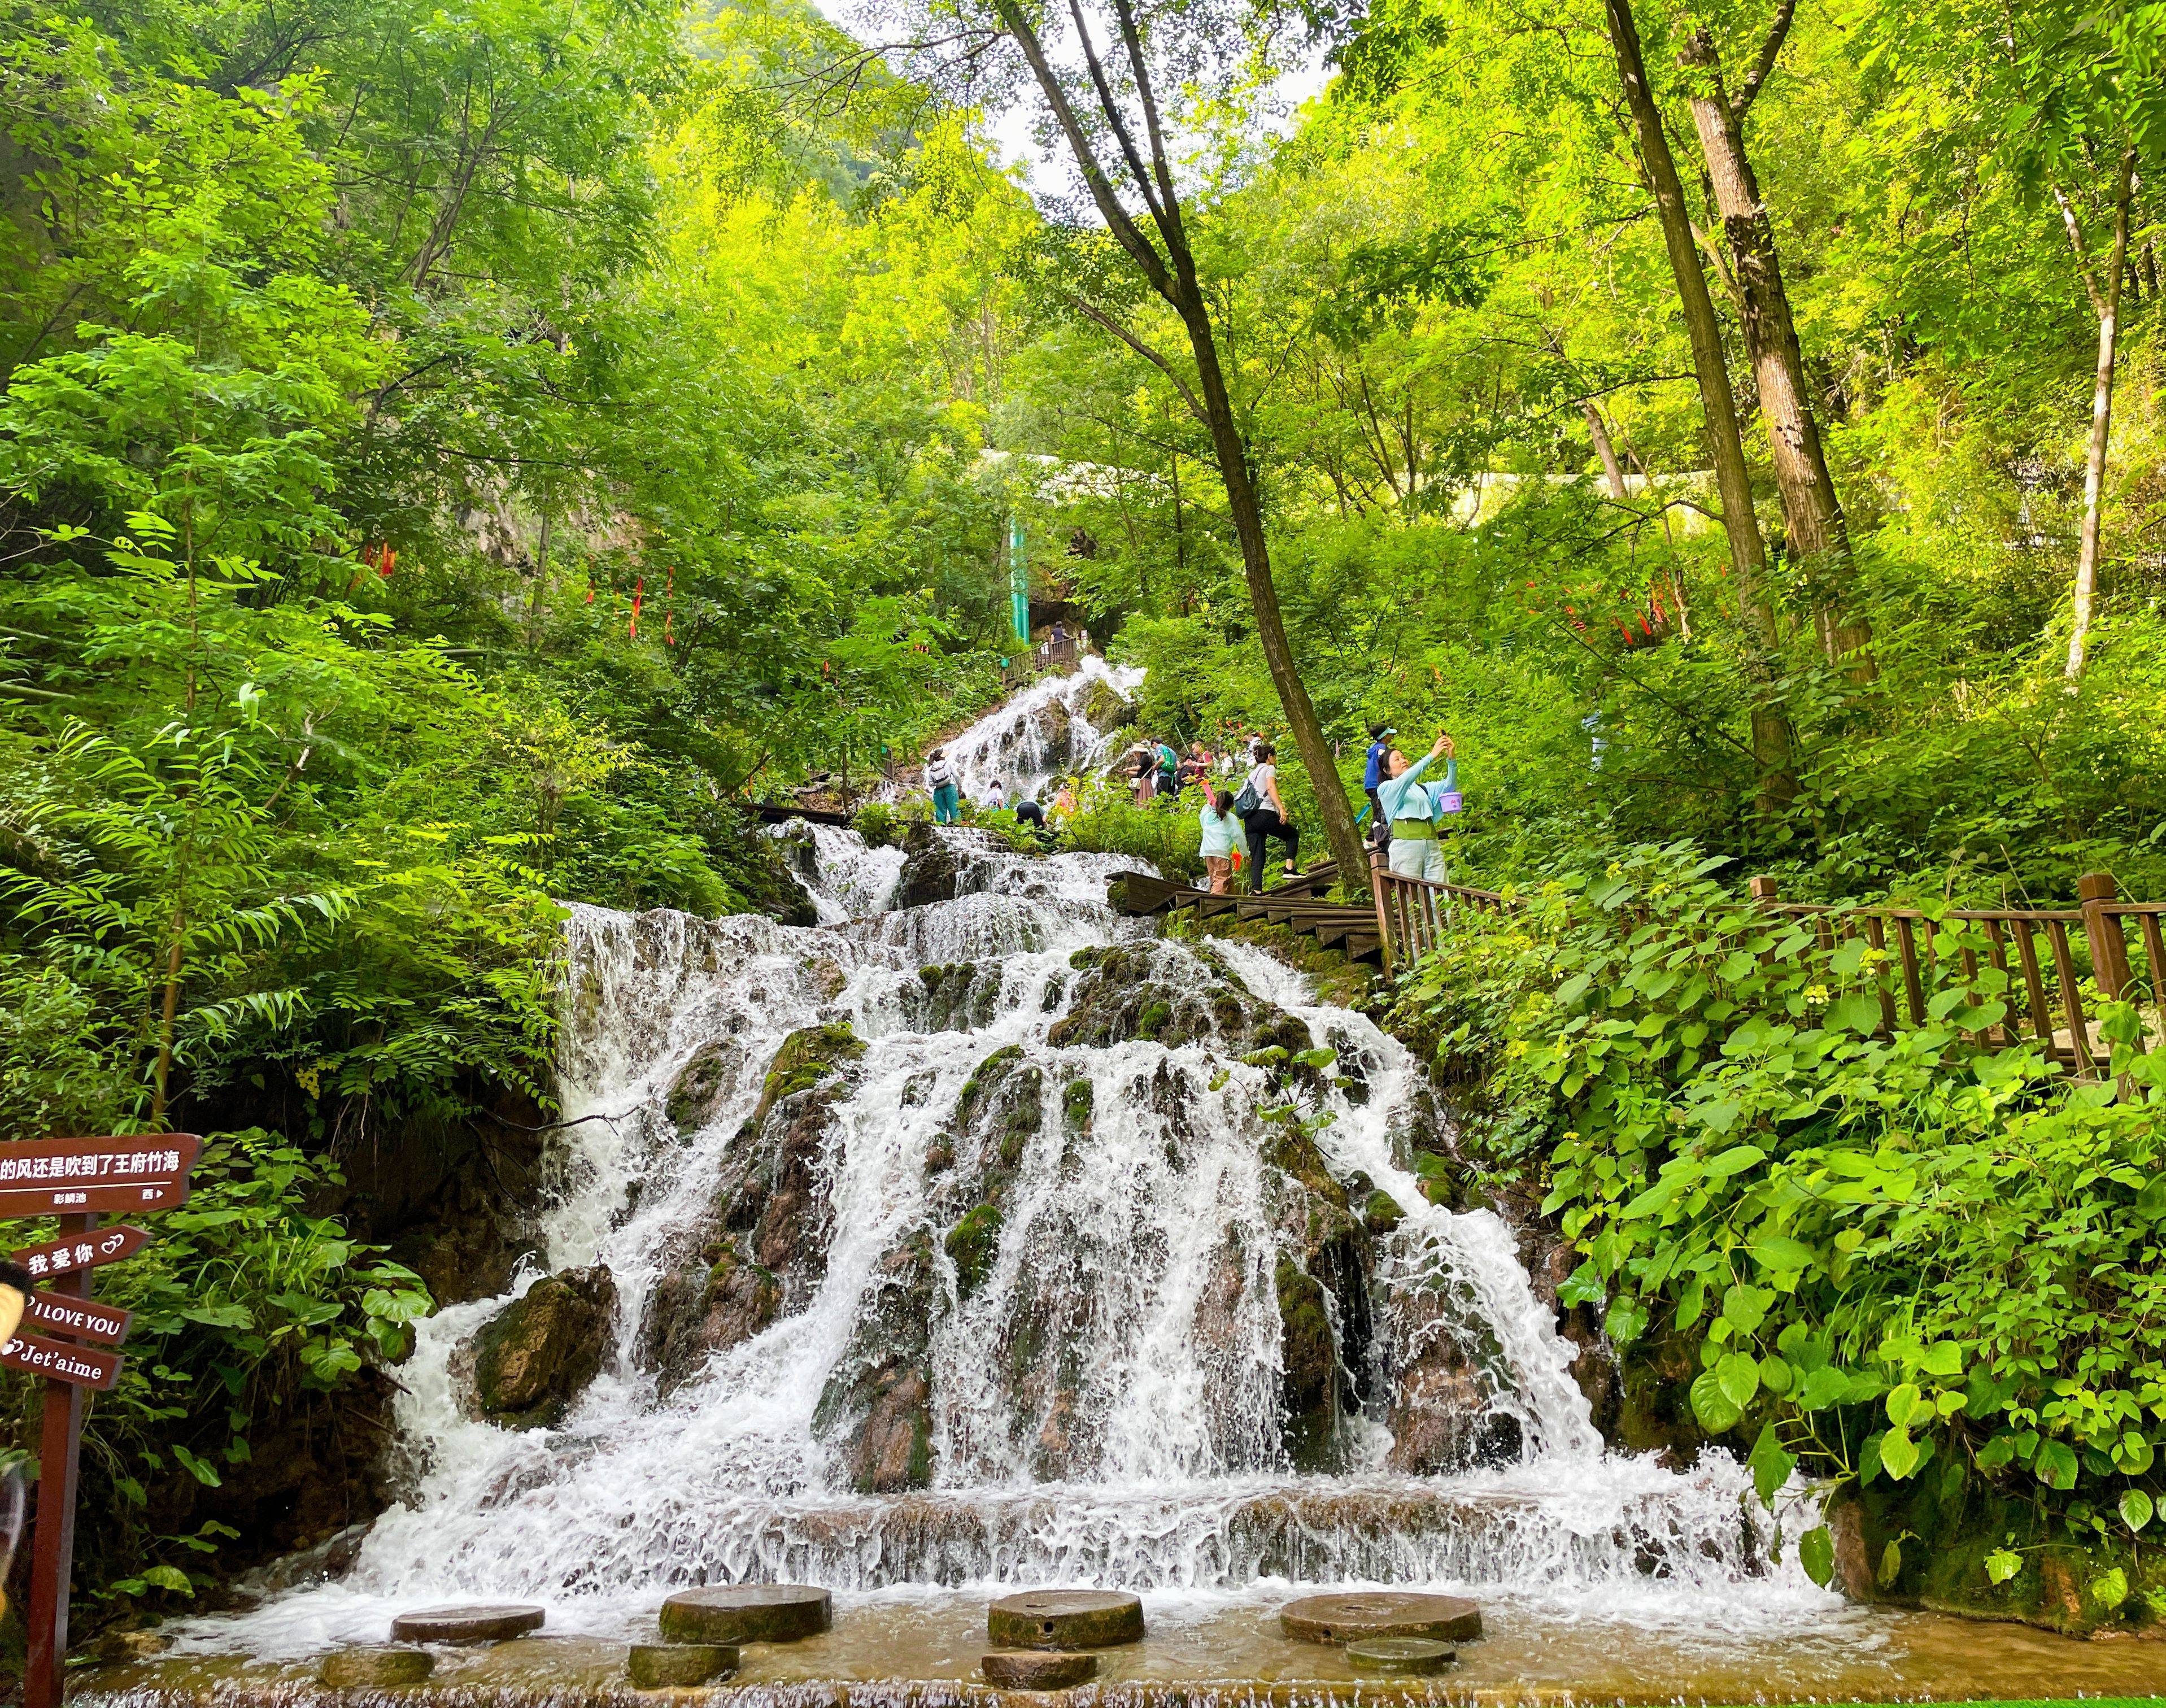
[0, 1136, 200, 1216]
[11, 1225, 150, 1280]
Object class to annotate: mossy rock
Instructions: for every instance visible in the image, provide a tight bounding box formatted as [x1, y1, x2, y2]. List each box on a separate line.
[748, 1023, 865, 1127]
[1061, 1079, 1094, 1131]
[466, 1269, 616, 1430]
[1276, 1257, 1339, 1470]
[946, 1204, 1004, 1299]
[1361, 1189, 1404, 1236]
[665, 1043, 735, 1135]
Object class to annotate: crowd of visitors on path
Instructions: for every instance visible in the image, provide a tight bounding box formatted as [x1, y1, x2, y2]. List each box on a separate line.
[918, 713, 1463, 899]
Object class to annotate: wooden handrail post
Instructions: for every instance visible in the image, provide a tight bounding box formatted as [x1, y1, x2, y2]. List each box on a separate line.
[1370, 850, 1396, 979]
[2079, 871, 2134, 1002]
[1749, 875, 1779, 904]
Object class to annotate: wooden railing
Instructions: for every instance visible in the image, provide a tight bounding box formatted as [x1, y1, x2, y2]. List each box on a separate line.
[1367, 858, 2164, 1074]
[998, 633, 1087, 690]
[1748, 872, 2163, 1075]
[1368, 852, 1517, 977]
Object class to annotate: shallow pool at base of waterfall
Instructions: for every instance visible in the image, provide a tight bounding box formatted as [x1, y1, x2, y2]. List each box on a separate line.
[76, 1589, 2166, 1705]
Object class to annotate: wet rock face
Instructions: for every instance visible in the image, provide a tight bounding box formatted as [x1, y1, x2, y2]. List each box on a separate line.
[1049, 944, 1316, 1054]
[730, 1024, 865, 1298]
[814, 1231, 936, 1492]
[1383, 1270, 1523, 1474]
[456, 1267, 617, 1430]
[915, 961, 1004, 1033]
[638, 1243, 782, 1396]
[896, 822, 969, 908]
[1276, 1258, 1339, 1469]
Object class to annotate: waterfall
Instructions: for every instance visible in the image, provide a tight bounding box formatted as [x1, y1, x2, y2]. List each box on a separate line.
[154, 796, 1844, 1676]
[935, 656, 1144, 805]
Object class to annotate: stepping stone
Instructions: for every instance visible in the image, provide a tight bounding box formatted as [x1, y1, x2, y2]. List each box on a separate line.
[982, 1650, 1099, 1688]
[390, 1604, 546, 1644]
[321, 1645, 435, 1687]
[627, 1643, 738, 1687]
[659, 1584, 831, 1645]
[1279, 1592, 1480, 1645]
[987, 1589, 1144, 1650]
[1347, 1637, 1457, 1676]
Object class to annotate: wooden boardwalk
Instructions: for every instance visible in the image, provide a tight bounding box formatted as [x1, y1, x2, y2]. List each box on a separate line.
[1110, 864, 1386, 966]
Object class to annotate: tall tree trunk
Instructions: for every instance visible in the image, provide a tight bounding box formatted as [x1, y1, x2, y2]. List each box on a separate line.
[2063, 147, 2137, 679]
[1676, 24, 1875, 683]
[992, 0, 1368, 888]
[1602, 0, 1795, 811]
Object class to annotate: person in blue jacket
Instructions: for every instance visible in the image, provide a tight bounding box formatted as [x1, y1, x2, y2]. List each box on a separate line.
[1375, 730, 1457, 881]
[1362, 723, 1396, 848]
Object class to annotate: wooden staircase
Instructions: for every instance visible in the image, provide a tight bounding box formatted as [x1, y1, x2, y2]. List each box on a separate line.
[1108, 864, 1386, 966]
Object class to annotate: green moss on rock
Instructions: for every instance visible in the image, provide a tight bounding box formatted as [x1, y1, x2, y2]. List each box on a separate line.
[945, 1204, 1004, 1299]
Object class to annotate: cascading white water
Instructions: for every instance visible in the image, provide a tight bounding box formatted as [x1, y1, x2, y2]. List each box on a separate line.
[170, 788, 1844, 1673]
[935, 656, 1144, 804]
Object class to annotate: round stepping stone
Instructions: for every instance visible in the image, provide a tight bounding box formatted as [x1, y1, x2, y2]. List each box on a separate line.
[987, 1589, 1144, 1650]
[983, 1650, 1099, 1688]
[321, 1646, 435, 1687]
[1279, 1592, 1480, 1645]
[658, 1584, 831, 1645]
[1347, 1637, 1457, 1676]
[389, 1604, 546, 1645]
[627, 1643, 738, 1688]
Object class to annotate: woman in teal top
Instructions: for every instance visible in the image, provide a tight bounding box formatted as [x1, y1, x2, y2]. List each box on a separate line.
[1375, 731, 1457, 882]
[1197, 788, 1242, 894]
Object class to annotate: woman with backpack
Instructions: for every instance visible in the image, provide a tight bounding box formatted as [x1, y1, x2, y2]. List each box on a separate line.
[1235, 743, 1299, 892]
[925, 748, 960, 825]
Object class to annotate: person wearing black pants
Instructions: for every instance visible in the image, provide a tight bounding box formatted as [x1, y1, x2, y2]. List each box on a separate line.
[1240, 743, 1300, 892]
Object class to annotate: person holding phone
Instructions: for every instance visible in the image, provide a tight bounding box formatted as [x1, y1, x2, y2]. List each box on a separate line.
[1375, 730, 1458, 882]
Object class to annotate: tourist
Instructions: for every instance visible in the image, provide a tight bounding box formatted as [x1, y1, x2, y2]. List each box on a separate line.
[1180, 740, 1215, 790]
[1198, 787, 1241, 894]
[1052, 777, 1079, 822]
[1376, 730, 1458, 882]
[985, 777, 1006, 811]
[1362, 722, 1397, 849]
[1237, 742, 1300, 892]
[925, 748, 960, 825]
[1014, 791, 1046, 830]
[1154, 738, 1181, 798]
[1130, 744, 1155, 806]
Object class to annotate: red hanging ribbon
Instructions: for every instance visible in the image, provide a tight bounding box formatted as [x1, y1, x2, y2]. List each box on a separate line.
[630, 575, 644, 639]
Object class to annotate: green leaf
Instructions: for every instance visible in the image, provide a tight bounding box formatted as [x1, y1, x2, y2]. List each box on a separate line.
[1885, 1382, 1921, 1429]
[2033, 1439, 2078, 1491]
[1879, 1426, 1921, 1481]
[2089, 1566, 2129, 1610]
[1690, 1368, 1744, 1435]
[1919, 1341, 1963, 1378]
[1703, 1143, 1767, 1179]
[171, 1445, 223, 1488]
[1749, 1234, 1818, 1275]
[1798, 1525, 1835, 1587]
[141, 1564, 194, 1594]
[2120, 1489, 2154, 1533]
[1877, 1538, 1903, 1588]
[1825, 992, 1882, 1034]
[1716, 1350, 1762, 1410]
[1984, 1548, 2023, 1585]
[1795, 1365, 1850, 1412]
[1748, 1422, 1795, 1506]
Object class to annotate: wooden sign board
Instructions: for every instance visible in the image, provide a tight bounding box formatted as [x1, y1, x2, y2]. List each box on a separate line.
[0, 1135, 199, 1217]
[0, 1330, 121, 1391]
[12, 1225, 150, 1280]
[19, 1291, 130, 1347]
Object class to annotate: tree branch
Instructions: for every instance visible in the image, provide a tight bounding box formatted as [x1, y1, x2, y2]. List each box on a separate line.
[2052, 180, 2108, 317]
[1062, 293, 1209, 424]
[1733, 0, 1796, 121]
[1062, 0, 1166, 226]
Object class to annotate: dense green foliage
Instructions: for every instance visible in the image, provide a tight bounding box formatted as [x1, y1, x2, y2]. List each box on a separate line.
[1392, 846, 2165, 1622]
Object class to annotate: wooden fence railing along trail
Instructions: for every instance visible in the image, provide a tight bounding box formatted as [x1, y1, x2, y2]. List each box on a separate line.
[1368, 859, 2166, 1075]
